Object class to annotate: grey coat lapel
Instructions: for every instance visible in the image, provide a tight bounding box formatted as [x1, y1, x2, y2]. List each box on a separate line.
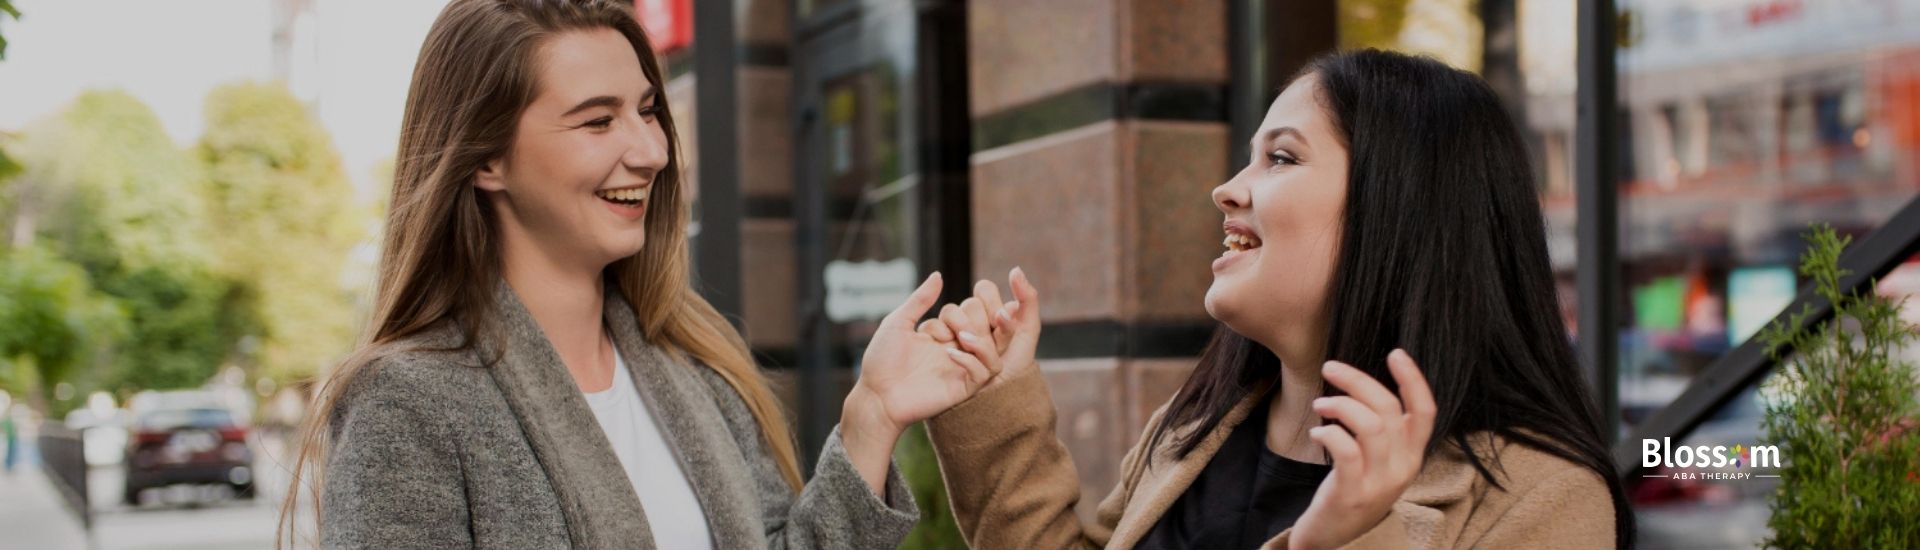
[601, 285, 762, 549]
[482, 280, 656, 550]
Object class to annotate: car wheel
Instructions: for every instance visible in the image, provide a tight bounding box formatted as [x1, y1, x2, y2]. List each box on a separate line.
[232, 482, 255, 499]
[123, 485, 142, 506]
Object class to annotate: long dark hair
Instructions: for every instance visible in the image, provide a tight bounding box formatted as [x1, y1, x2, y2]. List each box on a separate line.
[1144, 49, 1633, 546]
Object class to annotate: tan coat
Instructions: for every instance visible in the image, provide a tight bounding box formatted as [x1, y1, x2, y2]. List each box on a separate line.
[926, 370, 1617, 549]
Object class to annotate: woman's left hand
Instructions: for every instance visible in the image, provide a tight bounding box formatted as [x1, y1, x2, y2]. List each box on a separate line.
[838, 272, 998, 495]
[1289, 349, 1437, 550]
[848, 272, 998, 434]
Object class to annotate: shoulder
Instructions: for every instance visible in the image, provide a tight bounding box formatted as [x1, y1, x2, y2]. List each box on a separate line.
[1422, 431, 1612, 507]
[682, 357, 757, 427]
[1421, 432, 1619, 547]
[1484, 433, 1610, 496]
[330, 328, 497, 423]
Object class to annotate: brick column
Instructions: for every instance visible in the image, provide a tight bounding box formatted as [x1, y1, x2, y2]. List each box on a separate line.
[967, 0, 1232, 520]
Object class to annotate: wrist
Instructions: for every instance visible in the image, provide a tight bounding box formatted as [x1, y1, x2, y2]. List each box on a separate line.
[841, 384, 904, 448]
[838, 383, 904, 496]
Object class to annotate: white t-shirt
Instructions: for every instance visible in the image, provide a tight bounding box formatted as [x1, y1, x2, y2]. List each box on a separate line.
[583, 348, 713, 549]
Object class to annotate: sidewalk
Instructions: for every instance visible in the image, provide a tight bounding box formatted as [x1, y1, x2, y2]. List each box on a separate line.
[0, 444, 93, 549]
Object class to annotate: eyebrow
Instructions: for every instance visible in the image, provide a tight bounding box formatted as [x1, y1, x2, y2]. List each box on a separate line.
[1252, 126, 1309, 151]
[560, 87, 658, 118]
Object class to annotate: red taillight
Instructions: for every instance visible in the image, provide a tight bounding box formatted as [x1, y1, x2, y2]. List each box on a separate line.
[134, 431, 171, 445]
[219, 426, 247, 442]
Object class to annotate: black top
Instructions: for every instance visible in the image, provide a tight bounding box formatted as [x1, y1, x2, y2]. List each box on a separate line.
[1136, 390, 1332, 549]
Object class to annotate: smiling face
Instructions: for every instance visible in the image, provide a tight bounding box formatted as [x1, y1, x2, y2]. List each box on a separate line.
[1205, 73, 1350, 359]
[475, 27, 667, 273]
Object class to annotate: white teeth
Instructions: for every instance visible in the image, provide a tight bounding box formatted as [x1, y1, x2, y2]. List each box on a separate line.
[1222, 233, 1261, 252]
[598, 187, 649, 203]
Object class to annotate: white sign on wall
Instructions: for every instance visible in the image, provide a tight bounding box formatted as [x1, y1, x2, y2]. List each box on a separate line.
[824, 258, 918, 323]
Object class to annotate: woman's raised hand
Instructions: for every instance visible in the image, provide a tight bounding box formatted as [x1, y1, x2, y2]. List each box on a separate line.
[840, 272, 1006, 494]
[1288, 349, 1438, 550]
[917, 267, 1043, 388]
[846, 272, 1002, 436]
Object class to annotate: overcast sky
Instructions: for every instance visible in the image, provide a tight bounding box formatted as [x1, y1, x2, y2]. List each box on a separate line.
[0, 0, 448, 198]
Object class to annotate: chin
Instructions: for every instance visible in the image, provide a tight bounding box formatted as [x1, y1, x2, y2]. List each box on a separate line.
[1205, 282, 1273, 344]
[1203, 284, 1236, 325]
[601, 234, 647, 263]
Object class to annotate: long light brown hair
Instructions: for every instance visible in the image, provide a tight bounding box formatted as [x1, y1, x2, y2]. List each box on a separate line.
[277, 0, 803, 545]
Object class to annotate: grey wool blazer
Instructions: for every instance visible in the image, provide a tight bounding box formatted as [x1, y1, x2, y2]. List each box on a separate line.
[319, 280, 919, 549]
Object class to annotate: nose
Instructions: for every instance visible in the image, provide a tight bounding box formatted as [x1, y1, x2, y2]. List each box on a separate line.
[621, 113, 669, 175]
[1212, 165, 1252, 214]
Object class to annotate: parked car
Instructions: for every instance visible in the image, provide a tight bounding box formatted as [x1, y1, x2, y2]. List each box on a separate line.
[123, 406, 254, 505]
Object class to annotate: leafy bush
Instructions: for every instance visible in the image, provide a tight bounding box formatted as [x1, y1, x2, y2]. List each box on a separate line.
[1759, 224, 1920, 547]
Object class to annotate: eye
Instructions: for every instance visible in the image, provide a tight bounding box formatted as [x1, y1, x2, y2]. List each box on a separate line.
[1266, 150, 1299, 167]
[583, 116, 614, 129]
[639, 104, 663, 120]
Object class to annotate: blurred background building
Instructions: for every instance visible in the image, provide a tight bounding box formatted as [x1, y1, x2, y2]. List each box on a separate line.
[0, 0, 1917, 548]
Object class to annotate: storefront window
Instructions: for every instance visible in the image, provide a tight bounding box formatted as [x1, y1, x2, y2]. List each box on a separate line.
[1628, 372, 1777, 548]
[1628, 258, 1920, 547]
[1613, 0, 1920, 435]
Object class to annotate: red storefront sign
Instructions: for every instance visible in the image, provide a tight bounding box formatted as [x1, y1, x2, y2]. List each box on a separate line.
[634, 0, 692, 54]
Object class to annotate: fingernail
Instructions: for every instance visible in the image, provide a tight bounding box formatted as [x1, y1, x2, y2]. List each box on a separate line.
[946, 348, 967, 357]
[958, 331, 979, 343]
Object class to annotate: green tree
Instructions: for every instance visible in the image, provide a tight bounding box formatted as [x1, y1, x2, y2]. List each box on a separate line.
[0, 0, 24, 188]
[0, 0, 19, 61]
[1759, 224, 1920, 547]
[11, 90, 246, 396]
[0, 246, 126, 407]
[196, 82, 362, 381]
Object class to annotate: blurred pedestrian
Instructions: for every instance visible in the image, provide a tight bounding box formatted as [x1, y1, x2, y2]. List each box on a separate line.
[1, 390, 16, 474]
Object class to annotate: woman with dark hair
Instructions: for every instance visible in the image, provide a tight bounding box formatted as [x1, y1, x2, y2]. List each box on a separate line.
[922, 49, 1633, 549]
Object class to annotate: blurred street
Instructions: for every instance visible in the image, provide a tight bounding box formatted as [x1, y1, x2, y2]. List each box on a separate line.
[0, 424, 288, 550]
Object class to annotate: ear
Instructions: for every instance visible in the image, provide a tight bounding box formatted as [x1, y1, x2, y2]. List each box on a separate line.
[474, 157, 509, 192]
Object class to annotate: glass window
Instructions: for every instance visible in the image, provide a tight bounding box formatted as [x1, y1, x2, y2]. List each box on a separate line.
[1630, 260, 1920, 548]
[1614, 0, 1920, 438]
[1627, 373, 1776, 549]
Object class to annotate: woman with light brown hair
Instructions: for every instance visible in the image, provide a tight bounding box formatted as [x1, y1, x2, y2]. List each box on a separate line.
[275, 1, 993, 547]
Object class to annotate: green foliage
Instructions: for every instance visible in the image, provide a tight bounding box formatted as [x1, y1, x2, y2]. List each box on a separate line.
[17, 90, 214, 270]
[11, 90, 244, 397]
[0, 141, 19, 185]
[896, 422, 965, 549]
[0, 246, 126, 398]
[92, 263, 250, 392]
[1, 80, 367, 408]
[0, 0, 19, 60]
[1758, 224, 1920, 548]
[196, 82, 362, 381]
[0, 0, 20, 223]
[1, 0, 20, 199]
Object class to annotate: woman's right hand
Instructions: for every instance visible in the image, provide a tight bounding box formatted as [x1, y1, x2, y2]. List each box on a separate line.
[918, 267, 1042, 387]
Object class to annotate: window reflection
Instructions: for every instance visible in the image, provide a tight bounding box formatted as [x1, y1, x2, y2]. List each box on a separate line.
[1613, 1, 1920, 439]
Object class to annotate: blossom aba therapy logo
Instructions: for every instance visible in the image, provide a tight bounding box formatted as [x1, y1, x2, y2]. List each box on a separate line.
[1641, 437, 1782, 480]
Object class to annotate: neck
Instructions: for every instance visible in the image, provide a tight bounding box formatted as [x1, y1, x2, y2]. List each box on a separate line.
[500, 233, 613, 392]
[1265, 341, 1328, 463]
